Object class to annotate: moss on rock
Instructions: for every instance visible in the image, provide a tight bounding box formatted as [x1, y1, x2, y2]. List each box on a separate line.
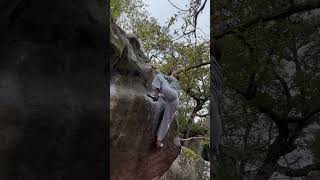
[181, 147, 200, 160]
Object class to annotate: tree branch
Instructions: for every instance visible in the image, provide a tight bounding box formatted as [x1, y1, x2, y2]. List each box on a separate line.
[180, 136, 209, 141]
[272, 69, 292, 106]
[184, 86, 200, 101]
[227, 83, 288, 137]
[172, 29, 196, 42]
[195, 113, 209, 118]
[214, 0, 320, 39]
[167, 0, 188, 11]
[275, 162, 320, 177]
[176, 61, 210, 74]
[193, 0, 208, 29]
[303, 107, 320, 122]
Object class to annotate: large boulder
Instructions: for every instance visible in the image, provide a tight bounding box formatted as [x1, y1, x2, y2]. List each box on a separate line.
[110, 19, 181, 179]
[160, 147, 210, 180]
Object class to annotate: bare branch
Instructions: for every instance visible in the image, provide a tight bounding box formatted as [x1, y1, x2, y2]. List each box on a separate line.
[214, 0, 320, 39]
[193, 0, 208, 29]
[176, 61, 210, 74]
[227, 82, 289, 137]
[167, 0, 188, 11]
[195, 113, 209, 117]
[275, 162, 320, 177]
[304, 107, 320, 122]
[272, 70, 292, 106]
[171, 29, 196, 42]
[180, 136, 209, 141]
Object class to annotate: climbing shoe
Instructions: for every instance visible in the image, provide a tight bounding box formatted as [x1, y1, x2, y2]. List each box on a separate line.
[147, 94, 158, 101]
[159, 142, 163, 148]
[155, 139, 164, 149]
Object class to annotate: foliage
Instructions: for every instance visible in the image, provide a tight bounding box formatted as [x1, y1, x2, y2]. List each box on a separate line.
[110, 0, 122, 19]
[182, 147, 200, 160]
[178, 111, 208, 137]
[111, 0, 148, 33]
[189, 123, 208, 137]
[214, 0, 320, 179]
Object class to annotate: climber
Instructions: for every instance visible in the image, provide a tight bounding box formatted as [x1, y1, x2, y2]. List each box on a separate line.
[147, 65, 181, 148]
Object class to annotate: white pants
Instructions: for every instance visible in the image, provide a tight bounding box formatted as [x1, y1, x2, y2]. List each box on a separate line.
[152, 74, 179, 141]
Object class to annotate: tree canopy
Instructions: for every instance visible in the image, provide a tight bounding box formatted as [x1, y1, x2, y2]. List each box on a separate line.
[213, 0, 320, 179]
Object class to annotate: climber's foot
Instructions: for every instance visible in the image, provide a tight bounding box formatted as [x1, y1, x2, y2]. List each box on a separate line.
[147, 94, 158, 101]
[156, 140, 163, 148]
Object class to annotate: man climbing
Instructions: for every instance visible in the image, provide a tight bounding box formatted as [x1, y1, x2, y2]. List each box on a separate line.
[147, 65, 181, 148]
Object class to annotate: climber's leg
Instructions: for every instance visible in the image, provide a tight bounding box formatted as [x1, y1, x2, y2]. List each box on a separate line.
[157, 102, 170, 141]
[150, 73, 165, 101]
[151, 73, 164, 92]
[162, 99, 179, 139]
[167, 98, 179, 127]
[152, 75, 179, 147]
[156, 87, 179, 142]
[161, 83, 178, 102]
[156, 100, 179, 147]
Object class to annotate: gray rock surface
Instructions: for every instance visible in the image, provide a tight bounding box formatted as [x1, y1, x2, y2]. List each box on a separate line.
[160, 147, 210, 180]
[110, 18, 181, 180]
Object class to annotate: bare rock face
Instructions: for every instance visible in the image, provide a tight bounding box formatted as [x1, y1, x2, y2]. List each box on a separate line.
[110, 19, 181, 180]
[0, 0, 106, 179]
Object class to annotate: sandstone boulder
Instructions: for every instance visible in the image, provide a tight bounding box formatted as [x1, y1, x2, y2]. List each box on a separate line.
[110, 18, 181, 180]
[160, 147, 210, 180]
